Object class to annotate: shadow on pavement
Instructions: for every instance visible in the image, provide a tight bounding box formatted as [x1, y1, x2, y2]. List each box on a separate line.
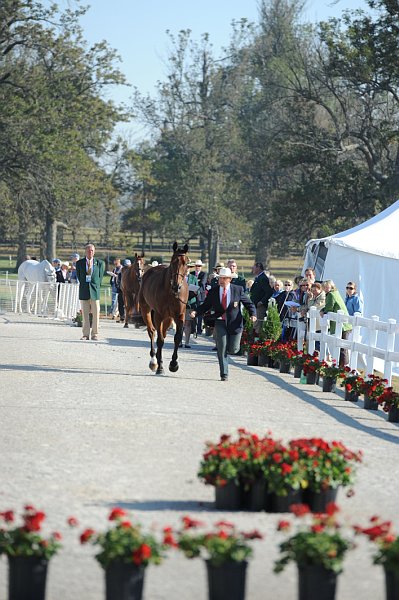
[230, 359, 399, 445]
[95, 500, 215, 512]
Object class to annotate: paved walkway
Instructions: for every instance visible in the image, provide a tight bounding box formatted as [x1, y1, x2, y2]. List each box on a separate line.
[0, 314, 398, 599]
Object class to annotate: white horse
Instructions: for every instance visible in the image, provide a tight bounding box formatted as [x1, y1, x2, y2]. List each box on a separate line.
[17, 260, 56, 315]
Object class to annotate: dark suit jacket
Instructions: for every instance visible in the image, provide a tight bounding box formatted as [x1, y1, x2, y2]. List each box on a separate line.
[250, 272, 273, 306]
[196, 284, 256, 334]
[76, 257, 105, 301]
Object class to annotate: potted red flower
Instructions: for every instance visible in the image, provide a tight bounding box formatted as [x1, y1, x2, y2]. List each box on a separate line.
[290, 351, 311, 379]
[377, 387, 399, 422]
[360, 374, 388, 410]
[339, 368, 363, 402]
[289, 438, 363, 512]
[354, 516, 399, 600]
[78, 507, 167, 600]
[274, 503, 354, 600]
[317, 360, 344, 392]
[268, 341, 297, 373]
[303, 352, 321, 385]
[175, 516, 263, 600]
[262, 443, 306, 512]
[197, 429, 276, 511]
[0, 505, 62, 600]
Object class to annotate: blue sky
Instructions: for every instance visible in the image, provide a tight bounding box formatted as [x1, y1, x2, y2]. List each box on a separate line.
[58, 0, 368, 136]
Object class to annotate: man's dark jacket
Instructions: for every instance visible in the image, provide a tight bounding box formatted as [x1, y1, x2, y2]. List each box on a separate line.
[250, 272, 273, 306]
[196, 284, 256, 335]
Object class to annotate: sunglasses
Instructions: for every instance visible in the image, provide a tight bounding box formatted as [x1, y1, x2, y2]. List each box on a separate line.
[346, 286, 354, 290]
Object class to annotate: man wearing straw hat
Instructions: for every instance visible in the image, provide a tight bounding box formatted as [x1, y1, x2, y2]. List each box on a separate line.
[191, 267, 256, 381]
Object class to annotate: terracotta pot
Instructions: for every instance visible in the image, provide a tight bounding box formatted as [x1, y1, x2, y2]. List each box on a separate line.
[322, 377, 336, 393]
[8, 556, 48, 600]
[388, 406, 399, 422]
[257, 353, 268, 367]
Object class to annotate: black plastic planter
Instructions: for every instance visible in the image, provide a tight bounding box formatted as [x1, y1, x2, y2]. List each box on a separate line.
[344, 389, 359, 402]
[388, 406, 399, 423]
[279, 360, 291, 374]
[257, 353, 268, 367]
[246, 354, 258, 366]
[293, 364, 303, 378]
[302, 488, 339, 513]
[322, 377, 336, 393]
[206, 560, 247, 600]
[385, 566, 399, 600]
[242, 479, 268, 512]
[364, 392, 379, 410]
[215, 481, 242, 510]
[270, 489, 302, 513]
[298, 564, 338, 600]
[8, 556, 48, 600]
[306, 372, 317, 385]
[105, 562, 145, 600]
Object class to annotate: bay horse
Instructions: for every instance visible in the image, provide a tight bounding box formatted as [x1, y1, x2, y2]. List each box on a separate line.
[121, 253, 144, 328]
[139, 242, 189, 374]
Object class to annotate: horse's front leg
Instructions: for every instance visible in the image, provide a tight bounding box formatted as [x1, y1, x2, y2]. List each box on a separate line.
[169, 316, 184, 372]
[153, 314, 164, 374]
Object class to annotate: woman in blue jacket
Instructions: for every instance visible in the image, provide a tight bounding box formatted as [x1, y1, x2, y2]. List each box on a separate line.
[345, 281, 363, 316]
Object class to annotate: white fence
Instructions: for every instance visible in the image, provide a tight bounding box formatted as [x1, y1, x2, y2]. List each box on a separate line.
[0, 279, 80, 321]
[307, 306, 399, 384]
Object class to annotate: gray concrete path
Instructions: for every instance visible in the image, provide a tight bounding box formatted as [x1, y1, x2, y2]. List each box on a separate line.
[0, 314, 398, 599]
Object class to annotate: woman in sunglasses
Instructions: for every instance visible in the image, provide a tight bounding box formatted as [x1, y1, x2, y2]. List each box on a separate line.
[345, 281, 363, 316]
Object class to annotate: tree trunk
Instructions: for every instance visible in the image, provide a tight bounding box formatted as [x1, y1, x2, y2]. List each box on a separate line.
[141, 230, 147, 255]
[209, 231, 220, 271]
[46, 213, 57, 261]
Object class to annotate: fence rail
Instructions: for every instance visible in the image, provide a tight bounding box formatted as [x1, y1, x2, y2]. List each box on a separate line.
[0, 279, 80, 321]
[307, 306, 399, 384]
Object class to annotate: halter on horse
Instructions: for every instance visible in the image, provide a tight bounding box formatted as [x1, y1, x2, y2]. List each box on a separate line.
[139, 242, 189, 374]
[121, 253, 144, 328]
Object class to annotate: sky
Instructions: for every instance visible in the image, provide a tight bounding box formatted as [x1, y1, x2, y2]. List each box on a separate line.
[57, 0, 368, 138]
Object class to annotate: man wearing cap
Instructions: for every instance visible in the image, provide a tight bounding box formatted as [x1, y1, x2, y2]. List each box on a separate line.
[69, 253, 80, 284]
[191, 267, 256, 381]
[190, 259, 208, 335]
[52, 259, 64, 284]
[75, 244, 105, 340]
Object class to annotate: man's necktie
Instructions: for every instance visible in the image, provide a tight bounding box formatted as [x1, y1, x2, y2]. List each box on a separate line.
[222, 288, 227, 320]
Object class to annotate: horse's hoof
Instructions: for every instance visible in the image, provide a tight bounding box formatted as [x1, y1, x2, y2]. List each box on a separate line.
[149, 362, 157, 372]
[156, 367, 164, 375]
[169, 362, 179, 373]
[124, 323, 129, 328]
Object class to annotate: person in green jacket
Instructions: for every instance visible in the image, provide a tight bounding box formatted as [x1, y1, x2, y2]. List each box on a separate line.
[75, 243, 105, 341]
[320, 279, 352, 366]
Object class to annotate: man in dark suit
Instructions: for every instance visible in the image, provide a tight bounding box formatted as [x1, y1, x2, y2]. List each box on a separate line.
[191, 267, 256, 381]
[227, 259, 246, 291]
[76, 243, 105, 341]
[250, 261, 273, 333]
[191, 259, 208, 335]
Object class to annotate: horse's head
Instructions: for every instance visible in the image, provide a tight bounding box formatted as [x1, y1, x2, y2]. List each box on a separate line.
[133, 253, 145, 280]
[170, 242, 189, 296]
[43, 260, 56, 283]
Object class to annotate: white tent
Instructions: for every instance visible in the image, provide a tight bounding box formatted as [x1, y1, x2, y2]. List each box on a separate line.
[304, 200, 399, 323]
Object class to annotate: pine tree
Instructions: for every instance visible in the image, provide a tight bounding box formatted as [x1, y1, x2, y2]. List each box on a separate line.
[260, 300, 282, 341]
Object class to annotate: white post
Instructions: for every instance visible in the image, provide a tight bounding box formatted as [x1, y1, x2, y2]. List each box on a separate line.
[366, 316, 379, 375]
[319, 315, 329, 361]
[34, 283, 39, 315]
[384, 319, 396, 385]
[14, 281, 19, 313]
[308, 306, 317, 354]
[331, 310, 344, 365]
[349, 312, 361, 371]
